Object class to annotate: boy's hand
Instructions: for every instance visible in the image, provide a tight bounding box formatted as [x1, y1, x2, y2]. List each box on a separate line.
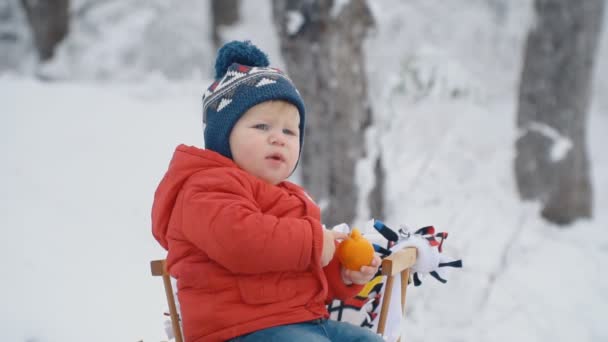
[341, 255, 381, 285]
[321, 229, 348, 267]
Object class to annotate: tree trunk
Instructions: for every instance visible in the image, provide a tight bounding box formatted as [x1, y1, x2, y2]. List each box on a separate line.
[211, 0, 240, 51]
[272, 0, 380, 227]
[515, 0, 603, 225]
[21, 0, 69, 61]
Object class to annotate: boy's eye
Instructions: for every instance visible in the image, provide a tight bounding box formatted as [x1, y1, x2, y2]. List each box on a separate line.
[252, 123, 270, 131]
[283, 128, 297, 136]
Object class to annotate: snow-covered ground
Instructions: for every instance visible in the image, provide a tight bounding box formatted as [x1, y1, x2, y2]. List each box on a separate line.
[1, 1, 607, 341]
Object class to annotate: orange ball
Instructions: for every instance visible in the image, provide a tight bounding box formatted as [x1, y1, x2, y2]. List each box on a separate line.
[337, 228, 375, 271]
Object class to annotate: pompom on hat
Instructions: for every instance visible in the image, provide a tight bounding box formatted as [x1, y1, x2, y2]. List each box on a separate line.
[202, 40, 306, 161]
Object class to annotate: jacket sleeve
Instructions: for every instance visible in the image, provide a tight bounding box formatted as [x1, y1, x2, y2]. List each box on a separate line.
[323, 252, 364, 301]
[180, 169, 324, 274]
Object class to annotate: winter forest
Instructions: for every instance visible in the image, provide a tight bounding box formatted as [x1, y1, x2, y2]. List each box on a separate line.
[1, 0, 607, 341]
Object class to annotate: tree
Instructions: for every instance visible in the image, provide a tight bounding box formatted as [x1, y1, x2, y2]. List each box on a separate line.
[515, 0, 604, 225]
[211, 0, 240, 51]
[21, 0, 69, 61]
[272, 0, 381, 227]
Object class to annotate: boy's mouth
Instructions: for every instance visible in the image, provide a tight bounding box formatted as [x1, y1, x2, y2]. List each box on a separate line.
[266, 153, 285, 162]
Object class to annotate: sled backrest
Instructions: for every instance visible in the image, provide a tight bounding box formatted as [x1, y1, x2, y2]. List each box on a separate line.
[377, 247, 417, 340]
[150, 259, 183, 342]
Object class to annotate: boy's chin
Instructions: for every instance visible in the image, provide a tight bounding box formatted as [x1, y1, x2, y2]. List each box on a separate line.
[256, 172, 287, 185]
[260, 176, 283, 185]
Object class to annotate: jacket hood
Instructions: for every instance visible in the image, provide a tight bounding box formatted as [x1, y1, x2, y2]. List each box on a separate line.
[152, 145, 235, 249]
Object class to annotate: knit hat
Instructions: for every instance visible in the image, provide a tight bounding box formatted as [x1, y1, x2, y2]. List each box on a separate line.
[202, 40, 306, 161]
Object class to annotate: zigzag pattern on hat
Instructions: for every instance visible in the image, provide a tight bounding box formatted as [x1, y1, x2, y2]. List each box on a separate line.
[256, 77, 277, 87]
[203, 66, 287, 111]
[203, 68, 287, 116]
[217, 98, 232, 112]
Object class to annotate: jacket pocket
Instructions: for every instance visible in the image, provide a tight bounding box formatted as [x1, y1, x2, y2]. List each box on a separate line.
[237, 273, 298, 305]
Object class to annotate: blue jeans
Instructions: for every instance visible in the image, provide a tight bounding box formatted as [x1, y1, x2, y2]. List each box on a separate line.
[228, 318, 384, 341]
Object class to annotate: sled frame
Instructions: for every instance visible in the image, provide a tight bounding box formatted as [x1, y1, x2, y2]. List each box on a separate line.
[151, 247, 416, 342]
[150, 259, 183, 342]
[377, 247, 417, 341]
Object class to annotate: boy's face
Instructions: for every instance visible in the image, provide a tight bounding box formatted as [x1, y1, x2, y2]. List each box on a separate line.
[229, 100, 300, 185]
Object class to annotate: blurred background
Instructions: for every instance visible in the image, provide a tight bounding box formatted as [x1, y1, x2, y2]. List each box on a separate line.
[1, 0, 607, 341]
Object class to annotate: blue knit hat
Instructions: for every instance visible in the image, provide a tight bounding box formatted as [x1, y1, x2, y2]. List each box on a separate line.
[202, 40, 306, 160]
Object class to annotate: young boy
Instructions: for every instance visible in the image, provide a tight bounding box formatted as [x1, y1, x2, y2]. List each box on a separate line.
[152, 41, 382, 342]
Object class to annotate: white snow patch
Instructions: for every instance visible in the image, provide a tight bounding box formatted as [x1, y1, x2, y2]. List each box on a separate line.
[286, 10, 305, 36]
[521, 122, 574, 162]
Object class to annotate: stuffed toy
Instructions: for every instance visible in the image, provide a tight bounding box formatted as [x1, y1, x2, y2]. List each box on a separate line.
[373, 220, 463, 286]
[328, 219, 463, 341]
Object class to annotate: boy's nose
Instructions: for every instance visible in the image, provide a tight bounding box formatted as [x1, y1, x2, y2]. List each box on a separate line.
[269, 133, 285, 146]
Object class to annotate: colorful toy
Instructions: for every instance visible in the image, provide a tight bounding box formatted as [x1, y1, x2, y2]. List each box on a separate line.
[328, 220, 463, 340]
[373, 220, 463, 286]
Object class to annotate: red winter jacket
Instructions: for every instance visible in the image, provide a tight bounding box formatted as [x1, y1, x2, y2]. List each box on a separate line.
[152, 145, 362, 342]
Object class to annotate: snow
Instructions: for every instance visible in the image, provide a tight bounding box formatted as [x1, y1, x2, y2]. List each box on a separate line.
[38, 0, 213, 81]
[1, 1, 607, 341]
[1, 77, 203, 342]
[519, 122, 573, 162]
[286, 11, 305, 36]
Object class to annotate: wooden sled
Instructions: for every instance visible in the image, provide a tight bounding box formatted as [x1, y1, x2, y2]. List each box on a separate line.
[151, 247, 416, 342]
